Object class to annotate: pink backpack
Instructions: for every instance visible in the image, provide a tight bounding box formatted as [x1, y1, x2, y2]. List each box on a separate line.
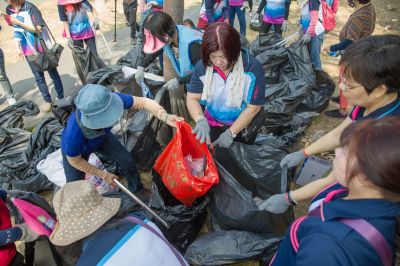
[11, 198, 56, 236]
[321, 0, 336, 32]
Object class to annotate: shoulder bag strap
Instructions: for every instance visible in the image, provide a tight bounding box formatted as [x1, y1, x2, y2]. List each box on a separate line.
[339, 218, 393, 266]
[125, 216, 187, 266]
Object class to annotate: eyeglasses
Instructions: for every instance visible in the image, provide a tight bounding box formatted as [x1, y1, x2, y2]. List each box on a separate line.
[339, 73, 362, 92]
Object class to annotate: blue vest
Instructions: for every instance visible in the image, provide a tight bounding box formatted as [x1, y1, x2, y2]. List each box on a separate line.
[163, 25, 203, 77]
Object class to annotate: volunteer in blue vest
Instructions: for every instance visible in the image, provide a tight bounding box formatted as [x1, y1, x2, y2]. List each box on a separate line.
[252, 0, 291, 35]
[134, 11, 203, 92]
[61, 84, 183, 193]
[50, 181, 188, 265]
[258, 35, 400, 214]
[298, 0, 338, 70]
[269, 117, 400, 266]
[197, 0, 229, 30]
[187, 22, 265, 148]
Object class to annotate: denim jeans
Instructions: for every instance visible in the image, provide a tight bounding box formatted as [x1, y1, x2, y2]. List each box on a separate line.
[0, 48, 15, 99]
[309, 32, 325, 70]
[229, 5, 246, 36]
[26, 60, 64, 103]
[62, 133, 142, 193]
[73, 37, 98, 56]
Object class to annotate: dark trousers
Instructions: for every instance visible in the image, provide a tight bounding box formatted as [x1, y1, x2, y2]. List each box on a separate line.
[26, 60, 64, 103]
[260, 22, 283, 35]
[0, 48, 14, 99]
[73, 37, 97, 56]
[62, 133, 142, 193]
[123, 1, 138, 39]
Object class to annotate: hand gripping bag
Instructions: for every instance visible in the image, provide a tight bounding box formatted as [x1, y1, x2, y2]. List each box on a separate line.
[153, 121, 219, 206]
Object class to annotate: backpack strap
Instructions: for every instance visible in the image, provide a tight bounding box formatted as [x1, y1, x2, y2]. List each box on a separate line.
[338, 218, 393, 266]
[125, 216, 187, 266]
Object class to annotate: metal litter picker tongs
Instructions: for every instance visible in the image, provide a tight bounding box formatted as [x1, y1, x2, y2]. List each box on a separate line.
[113, 179, 170, 229]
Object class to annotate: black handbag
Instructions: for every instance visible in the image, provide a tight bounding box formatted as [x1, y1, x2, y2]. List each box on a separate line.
[25, 18, 63, 72]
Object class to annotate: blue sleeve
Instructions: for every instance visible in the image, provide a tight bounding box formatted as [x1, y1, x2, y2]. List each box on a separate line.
[63, 114, 85, 157]
[296, 234, 351, 266]
[57, 5, 67, 21]
[330, 39, 353, 52]
[115, 93, 134, 109]
[0, 227, 22, 247]
[187, 61, 205, 94]
[0, 189, 7, 202]
[249, 58, 266, 105]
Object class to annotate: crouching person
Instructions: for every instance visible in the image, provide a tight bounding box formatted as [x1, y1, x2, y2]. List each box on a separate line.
[50, 181, 188, 265]
[270, 117, 400, 266]
[61, 84, 182, 193]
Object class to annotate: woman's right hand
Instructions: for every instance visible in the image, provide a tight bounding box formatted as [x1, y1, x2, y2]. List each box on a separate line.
[192, 117, 211, 144]
[165, 114, 184, 128]
[103, 172, 119, 188]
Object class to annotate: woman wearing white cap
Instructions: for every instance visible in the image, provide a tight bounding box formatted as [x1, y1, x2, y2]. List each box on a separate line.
[134, 12, 203, 92]
[60, 84, 182, 193]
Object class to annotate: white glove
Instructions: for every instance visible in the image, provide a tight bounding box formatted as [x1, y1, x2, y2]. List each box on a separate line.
[135, 66, 145, 82]
[282, 20, 289, 32]
[162, 78, 179, 91]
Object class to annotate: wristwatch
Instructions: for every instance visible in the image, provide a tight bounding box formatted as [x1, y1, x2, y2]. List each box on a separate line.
[229, 129, 237, 138]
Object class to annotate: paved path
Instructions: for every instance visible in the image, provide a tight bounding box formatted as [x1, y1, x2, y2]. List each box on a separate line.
[0, 4, 203, 129]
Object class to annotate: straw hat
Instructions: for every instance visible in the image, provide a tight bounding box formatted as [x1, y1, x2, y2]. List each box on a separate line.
[50, 181, 120, 246]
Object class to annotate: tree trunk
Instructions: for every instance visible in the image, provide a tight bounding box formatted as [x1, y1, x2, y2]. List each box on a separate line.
[162, 0, 189, 121]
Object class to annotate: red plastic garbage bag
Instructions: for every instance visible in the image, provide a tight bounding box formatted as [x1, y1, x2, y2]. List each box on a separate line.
[153, 121, 219, 206]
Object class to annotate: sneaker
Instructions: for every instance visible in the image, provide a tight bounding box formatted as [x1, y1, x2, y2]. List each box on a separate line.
[325, 109, 347, 119]
[330, 96, 340, 104]
[42, 102, 52, 112]
[6, 97, 17, 106]
[130, 38, 137, 45]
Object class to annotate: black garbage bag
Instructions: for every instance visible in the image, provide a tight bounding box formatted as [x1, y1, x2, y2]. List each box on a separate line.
[211, 157, 293, 235]
[116, 47, 140, 68]
[86, 65, 125, 87]
[149, 171, 209, 253]
[144, 62, 165, 92]
[297, 70, 335, 113]
[70, 45, 106, 84]
[129, 88, 173, 170]
[184, 230, 282, 265]
[264, 78, 312, 114]
[285, 40, 314, 80]
[256, 46, 288, 69]
[0, 101, 40, 129]
[249, 33, 283, 57]
[0, 118, 61, 192]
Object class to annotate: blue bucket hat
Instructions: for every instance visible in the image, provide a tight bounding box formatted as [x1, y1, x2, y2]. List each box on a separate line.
[75, 84, 124, 129]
